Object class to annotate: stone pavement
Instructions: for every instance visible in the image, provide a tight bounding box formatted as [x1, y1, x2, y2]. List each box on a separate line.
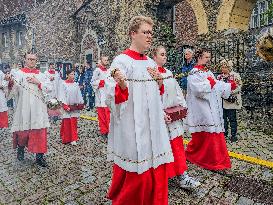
[0, 110, 272, 205]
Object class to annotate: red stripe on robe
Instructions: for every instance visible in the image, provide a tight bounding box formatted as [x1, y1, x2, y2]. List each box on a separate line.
[97, 107, 110, 135]
[185, 132, 231, 170]
[13, 128, 47, 153]
[107, 164, 169, 205]
[167, 136, 187, 178]
[60, 117, 78, 144]
[0, 111, 8, 128]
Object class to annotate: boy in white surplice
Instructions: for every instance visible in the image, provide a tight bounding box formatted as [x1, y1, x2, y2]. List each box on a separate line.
[6, 52, 52, 167]
[105, 16, 173, 205]
[185, 48, 237, 171]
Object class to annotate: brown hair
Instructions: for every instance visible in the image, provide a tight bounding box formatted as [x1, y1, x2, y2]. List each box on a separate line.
[194, 48, 210, 61]
[24, 50, 37, 59]
[128, 16, 154, 36]
[66, 69, 74, 76]
[152, 45, 166, 57]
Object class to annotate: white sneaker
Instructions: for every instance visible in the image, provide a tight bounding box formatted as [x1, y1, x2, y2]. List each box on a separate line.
[70, 141, 77, 145]
[179, 173, 201, 190]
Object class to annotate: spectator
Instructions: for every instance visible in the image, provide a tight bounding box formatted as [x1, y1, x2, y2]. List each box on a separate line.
[180, 48, 195, 94]
[84, 62, 95, 111]
[217, 59, 242, 142]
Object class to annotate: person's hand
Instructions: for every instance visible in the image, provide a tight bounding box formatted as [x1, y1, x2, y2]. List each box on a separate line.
[50, 76, 54, 81]
[147, 67, 163, 87]
[112, 69, 126, 90]
[164, 114, 172, 124]
[26, 76, 41, 85]
[4, 73, 12, 81]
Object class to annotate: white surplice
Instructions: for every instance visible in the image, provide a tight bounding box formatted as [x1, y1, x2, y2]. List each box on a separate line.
[184, 67, 231, 133]
[105, 51, 174, 174]
[44, 70, 61, 100]
[9, 69, 52, 132]
[58, 81, 84, 119]
[91, 66, 108, 107]
[160, 68, 187, 140]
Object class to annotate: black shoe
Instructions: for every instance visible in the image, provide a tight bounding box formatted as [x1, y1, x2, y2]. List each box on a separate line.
[36, 154, 48, 167]
[17, 146, 25, 161]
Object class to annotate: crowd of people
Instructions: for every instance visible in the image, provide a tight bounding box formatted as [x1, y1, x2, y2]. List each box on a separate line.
[0, 15, 244, 205]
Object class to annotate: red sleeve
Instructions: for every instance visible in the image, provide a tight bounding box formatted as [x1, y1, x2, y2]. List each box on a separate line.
[62, 104, 70, 111]
[77, 104, 85, 110]
[159, 84, 164, 95]
[99, 80, 105, 88]
[207, 77, 216, 89]
[229, 80, 237, 91]
[38, 83, 42, 90]
[115, 84, 128, 104]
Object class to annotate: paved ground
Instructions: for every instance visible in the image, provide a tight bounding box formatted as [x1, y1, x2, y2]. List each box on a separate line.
[0, 109, 272, 205]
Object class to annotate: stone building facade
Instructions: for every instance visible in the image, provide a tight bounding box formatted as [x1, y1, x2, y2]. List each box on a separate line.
[0, 0, 272, 132]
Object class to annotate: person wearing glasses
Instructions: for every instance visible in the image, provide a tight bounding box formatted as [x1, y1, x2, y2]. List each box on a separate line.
[6, 51, 52, 167]
[106, 16, 173, 205]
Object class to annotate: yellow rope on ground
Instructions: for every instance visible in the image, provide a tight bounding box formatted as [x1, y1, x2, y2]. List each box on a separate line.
[80, 115, 273, 169]
[80, 115, 98, 121]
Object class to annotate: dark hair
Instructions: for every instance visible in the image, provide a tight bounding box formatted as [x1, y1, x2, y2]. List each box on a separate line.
[86, 62, 91, 65]
[66, 69, 74, 76]
[24, 50, 37, 59]
[49, 63, 54, 66]
[194, 48, 210, 61]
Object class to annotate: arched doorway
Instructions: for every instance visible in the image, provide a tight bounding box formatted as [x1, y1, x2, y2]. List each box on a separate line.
[217, 0, 257, 31]
[80, 29, 100, 68]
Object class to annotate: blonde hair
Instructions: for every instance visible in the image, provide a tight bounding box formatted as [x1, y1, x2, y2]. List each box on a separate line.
[152, 45, 166, 57]
[220, 59, 233, 70]
[128, 16, 154, 36]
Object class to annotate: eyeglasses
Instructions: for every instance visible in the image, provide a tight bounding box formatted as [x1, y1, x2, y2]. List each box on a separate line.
[140, 30, 153, 36]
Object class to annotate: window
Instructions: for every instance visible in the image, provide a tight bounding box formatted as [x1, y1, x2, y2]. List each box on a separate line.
[250, 0, 273, 28]
[17, 31, 23, 46]
[2, 33, 8, 48]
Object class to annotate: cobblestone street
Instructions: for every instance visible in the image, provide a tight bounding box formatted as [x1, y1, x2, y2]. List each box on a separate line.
[0, 110, 272, 205]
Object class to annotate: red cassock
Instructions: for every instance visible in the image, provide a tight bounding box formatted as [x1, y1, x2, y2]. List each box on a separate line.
[167, 136, 188, 178]
[97, 107, 110, 135]
[13, 128, 47, 153]
[97, 79, 111, 135]
[108, 164, 169, 205]
[185, 132, 231, 170]
[60, 117, 78, 144]
[0, 111, 8, 128]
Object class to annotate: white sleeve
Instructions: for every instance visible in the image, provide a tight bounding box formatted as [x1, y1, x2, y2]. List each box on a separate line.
[91, 68, 101, 90]
[214, 80, 231, 99]
[39, 73, 53, 94]
[77, 84, 84, 104]
[8, 69, 20, 100]
[105, 55, 129, 121]
[188, 72, 212, 100]
[57, 81, 68, 104]
[175, 80, 187, 107]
